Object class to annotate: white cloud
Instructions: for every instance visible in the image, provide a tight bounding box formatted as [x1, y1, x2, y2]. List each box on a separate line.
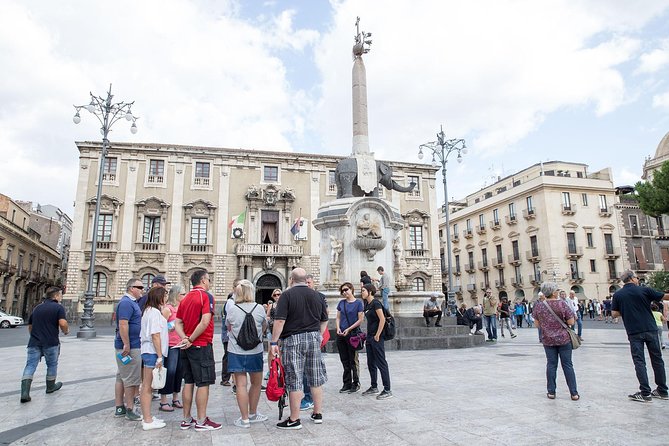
[637, 42, 669, 74]
[653, 91, 669, 109]
[616, 167, 642, 186]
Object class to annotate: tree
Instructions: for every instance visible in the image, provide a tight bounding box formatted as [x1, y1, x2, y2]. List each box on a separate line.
[646, 271, 669, 292]
[635, 160, 669, 217]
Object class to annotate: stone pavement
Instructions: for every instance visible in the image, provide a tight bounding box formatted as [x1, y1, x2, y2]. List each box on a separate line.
[1, 323, 667, 445]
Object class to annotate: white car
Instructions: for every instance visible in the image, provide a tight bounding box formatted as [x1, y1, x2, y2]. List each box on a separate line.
[0, 311, 24, 328]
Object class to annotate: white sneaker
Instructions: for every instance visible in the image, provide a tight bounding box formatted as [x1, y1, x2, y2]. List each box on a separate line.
[249, 412, 268, 423]
[142, 418, 166, 431]
[234, 418, 250, 428]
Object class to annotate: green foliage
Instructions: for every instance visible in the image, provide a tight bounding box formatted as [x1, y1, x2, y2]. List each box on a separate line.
[646, 271, 669, 292]
[636, 161, 669, 217]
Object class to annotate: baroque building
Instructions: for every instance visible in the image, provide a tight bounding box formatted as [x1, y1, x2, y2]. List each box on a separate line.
[440, 161, 621, 306]
[65, 141, 441, 317]
[0, 193, 64, 317]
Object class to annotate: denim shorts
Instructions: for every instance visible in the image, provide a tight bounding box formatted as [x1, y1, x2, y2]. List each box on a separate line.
[141, 353, 160, 368]
[227, 352, 263, 373]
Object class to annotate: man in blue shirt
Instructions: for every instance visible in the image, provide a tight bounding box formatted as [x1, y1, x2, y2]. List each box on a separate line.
[114, 278, 144, 420]
[612, 270, 669, 402]
[20, 286, 69, 403]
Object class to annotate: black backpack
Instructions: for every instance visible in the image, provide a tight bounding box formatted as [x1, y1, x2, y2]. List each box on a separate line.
[382, 307, 396, 340]
[232, 304, 261, 350]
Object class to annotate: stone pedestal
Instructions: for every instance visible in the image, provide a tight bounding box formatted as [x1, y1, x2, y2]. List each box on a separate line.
[313, 197, 404, 289]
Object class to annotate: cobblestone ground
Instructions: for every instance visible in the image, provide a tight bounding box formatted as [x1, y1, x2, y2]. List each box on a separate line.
[1, 321, 667, 445]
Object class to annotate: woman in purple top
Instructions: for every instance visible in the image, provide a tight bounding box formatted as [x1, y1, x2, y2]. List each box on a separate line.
[532, 282, 579, 400]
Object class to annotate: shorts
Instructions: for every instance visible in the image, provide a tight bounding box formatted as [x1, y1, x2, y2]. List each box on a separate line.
[180, 344, 215, 387]
[227, 352, 263, 373]
[141, 353, 160, 368]
[281, 331, 327, 392]
[115, 349, 141, 386]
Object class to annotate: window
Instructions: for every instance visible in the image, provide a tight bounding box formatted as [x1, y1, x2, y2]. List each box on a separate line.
[143, 217, 161, 243]
[608, 260, 617, 278]
[599, 194, 608, 212]
[468, 251, 474, 269]
[6, 245, 13, 263]
[194, 162, 211, 187]
[604, 233, 614, 254]
[103, 157, 117, 182]
[452, 223, 458, 238]
[629, 214, 639, 236]
[263, 166, 279, 182]
[409, 226, 424, 250]
[496, 244, 503, 263]
[97, 214, 113, 242]
[526, 196, 534, 213]
[562, 192, 571, 209]
[586, 232, 594, 248]
[567, 232, 577, 253]
[530, 235, 538, 257]
[570, 260, 579, 279]
[478, 214, 485, 227]
[514, 266, 522, 283]
[483, 271, 489, 288]
[512, 240, 519, 260]
[590, 259, 596, 272]
[466, 219, 472, 232]
[18, 253, 24, 275]
[508, 202, 516, 219]
[408, 175, 420, 197]
[498, 268, 505, 283]
[142, 273, 155, 290]
[493, 209, 500, 225]
[327, 170, 336, 194]
[412, 277, 425, 291]
[148, 159, 165, 184]
[455, 255, 461, 270]
[93, 272, 107, 297]
[581, 193, 588, 207]
[190, 218, 208, 245]
[481, 248, 488, 267]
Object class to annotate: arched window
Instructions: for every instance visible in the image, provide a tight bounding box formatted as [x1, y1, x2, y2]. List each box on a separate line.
[142, 273, 155, 290]
[93, 272, 107, 297]
[412, 277, 425, 292]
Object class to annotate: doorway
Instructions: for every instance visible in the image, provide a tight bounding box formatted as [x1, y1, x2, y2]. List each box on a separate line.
[255, 273, 282, 305]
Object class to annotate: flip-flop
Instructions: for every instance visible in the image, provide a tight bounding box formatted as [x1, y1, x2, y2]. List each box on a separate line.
[159, 402, 174, 412]
[172, 400, 183, 409]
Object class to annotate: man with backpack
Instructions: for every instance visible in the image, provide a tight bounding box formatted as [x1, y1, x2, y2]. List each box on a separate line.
[270, 268, 329, 430]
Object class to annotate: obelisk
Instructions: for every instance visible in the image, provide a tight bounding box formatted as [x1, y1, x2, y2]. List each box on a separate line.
[351, 17, 376, 194]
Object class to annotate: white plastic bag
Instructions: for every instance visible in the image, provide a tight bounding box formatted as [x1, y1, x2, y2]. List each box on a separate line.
[152, 366, 167, 390]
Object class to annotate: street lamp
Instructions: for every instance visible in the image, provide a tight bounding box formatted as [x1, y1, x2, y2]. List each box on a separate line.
[418, 125, 467, 315]
[73, 84, 138, 338]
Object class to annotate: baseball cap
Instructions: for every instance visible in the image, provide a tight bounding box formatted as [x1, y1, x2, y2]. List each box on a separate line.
[151, 275, 170, 285]
[430, 292, 440, 298]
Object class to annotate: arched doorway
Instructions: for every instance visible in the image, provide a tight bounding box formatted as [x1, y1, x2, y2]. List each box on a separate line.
[255, 273, 283, 305]
[499, 290, 508, 300]
[608, 285, 620, 294]
[514, 289, 526, 302]
[570, 285, 585, 302]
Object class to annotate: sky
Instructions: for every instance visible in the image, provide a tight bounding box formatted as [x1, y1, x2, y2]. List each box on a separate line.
[1, 0, 669, 216]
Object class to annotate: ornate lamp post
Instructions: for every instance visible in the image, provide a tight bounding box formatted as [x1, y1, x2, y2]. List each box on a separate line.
[419, 125, 467, 315]
[73, 84, 138, 338]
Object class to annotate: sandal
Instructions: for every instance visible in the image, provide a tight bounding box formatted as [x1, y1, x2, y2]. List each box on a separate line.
[172, 400, 183, 409]
[159, 402, 174, 412]
[571, 394, 580, 401]
[547, 393, 556, 399]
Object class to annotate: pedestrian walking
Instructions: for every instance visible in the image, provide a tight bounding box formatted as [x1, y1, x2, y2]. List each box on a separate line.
[498, 297, 516, 338]
[20, 286, 69, 403]
[482, 289, 498, 342]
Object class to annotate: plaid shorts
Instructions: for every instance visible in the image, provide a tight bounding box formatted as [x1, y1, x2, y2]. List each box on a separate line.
[281, 331, 327, 392]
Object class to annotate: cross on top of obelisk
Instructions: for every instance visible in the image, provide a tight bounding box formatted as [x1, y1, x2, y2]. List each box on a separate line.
[353, 16, 372, 57]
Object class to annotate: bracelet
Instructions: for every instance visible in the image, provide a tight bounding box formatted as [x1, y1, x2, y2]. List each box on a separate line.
[156, 357, 163, 363]
[270, 341, 278, 346]
[187, 337, 193, 343]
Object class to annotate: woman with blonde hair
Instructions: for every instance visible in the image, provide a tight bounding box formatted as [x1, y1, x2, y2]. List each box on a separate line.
[159, 284, 186, 412]
[226, 279, 268, 427]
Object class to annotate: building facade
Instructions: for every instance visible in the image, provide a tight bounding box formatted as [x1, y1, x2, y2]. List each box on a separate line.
[440, 161, 621, 306]
[0, 194, 63, 318]
[65, 141, 441, 317]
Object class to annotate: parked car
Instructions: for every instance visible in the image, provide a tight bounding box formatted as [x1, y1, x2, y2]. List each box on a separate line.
[0, 311, 24, 328]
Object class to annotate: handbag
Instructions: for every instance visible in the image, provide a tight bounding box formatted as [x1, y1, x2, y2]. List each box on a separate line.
[542, 300, 582, 350]
[343, 300, 365, 350]
[151, 365, 167, 389]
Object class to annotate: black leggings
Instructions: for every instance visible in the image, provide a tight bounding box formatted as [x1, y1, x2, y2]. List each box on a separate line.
[366, 337, 391, 391]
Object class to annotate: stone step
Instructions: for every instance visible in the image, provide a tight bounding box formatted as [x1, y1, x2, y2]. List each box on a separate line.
[323, 333, 485, 353]
[399, 325, 470, 337]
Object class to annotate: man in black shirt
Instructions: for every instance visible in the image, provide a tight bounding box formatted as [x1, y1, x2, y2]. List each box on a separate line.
[20, 286, 69, 403]
[271, 268, 328, 430]
[612, 270, 669, 402]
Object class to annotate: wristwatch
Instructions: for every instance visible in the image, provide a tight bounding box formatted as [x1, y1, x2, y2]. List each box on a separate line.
[156, 357, 163, 363]
[270, 341, 278, 346]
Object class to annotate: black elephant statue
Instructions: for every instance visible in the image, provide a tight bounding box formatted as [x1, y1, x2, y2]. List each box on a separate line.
[335, 158, 416, 198]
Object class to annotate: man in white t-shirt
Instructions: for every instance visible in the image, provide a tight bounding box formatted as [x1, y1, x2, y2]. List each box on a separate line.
[423, 293, 442, 327]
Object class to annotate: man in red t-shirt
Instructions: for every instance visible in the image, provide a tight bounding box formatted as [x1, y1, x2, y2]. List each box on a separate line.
[175, 269, 221, 431]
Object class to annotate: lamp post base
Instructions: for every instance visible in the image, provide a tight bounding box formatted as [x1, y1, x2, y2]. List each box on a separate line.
[447, 291, 457, 316]
[77, 327, 97, 339]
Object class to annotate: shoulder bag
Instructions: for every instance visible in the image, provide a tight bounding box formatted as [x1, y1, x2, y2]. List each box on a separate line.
[542, 300, 581, 350]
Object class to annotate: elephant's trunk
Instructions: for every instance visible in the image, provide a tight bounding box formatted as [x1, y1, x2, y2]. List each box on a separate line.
[390, 180, 416, 193]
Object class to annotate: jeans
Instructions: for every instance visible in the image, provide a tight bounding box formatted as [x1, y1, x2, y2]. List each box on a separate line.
[336, 335, 360, 388]
[423, 310, 442, 325]
[159, 346, 184, 395]
[516, 315, 524, 328]
[543, 342, 578, 395]
[468, 317, 483, 331]
[484, 315, 497, 340]
[366, 336, 391, 391]
[381, 287, 390, 310]
[572, 315, 583, 338]
[23, 345, 60, 380]
[628, 331, 668, 395]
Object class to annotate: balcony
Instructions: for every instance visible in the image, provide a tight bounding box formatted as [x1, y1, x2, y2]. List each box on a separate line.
[406, 249, 428, 258]
[136, 242, 163, 251]
[603, 248, 620, 259]
[147, 175, 164, 184]
[608, 271, 619, 282]
[477, 260, 490, 271]
[599, 207, 612, 217]
[234, 243, 303, 257]
[102, 172, 116, 182]
[193, 176, 211, 187]
[529, 274, 542, 285]
[495, 279, 506, 289]
[451, 266, 461, 276]
[480, 281, 490, 291]
[186, 243, 212, 253]
[507, 254, 521, 266]
[452, 285, 462, 294]
[0, 259, 9, 274]
[566, 246, 583, 258]
[561, 203, 577, 216]
[463, 229, 474, 239]
[452, 233, 460, 243]
[526, 250, 540, 263]
[511, 277, 523, 287]
[466, 283, 477, 293]
[569, 272, 585, 283]
[505, 215, 518, 225]
[465, 263, 476, 273]
[522, 208, 536, 220]
[490, 220, 501, 230]
[476, 224, 487, 235]
[631, 262, 655, 271]
[492, 258, 505, 269]
[654, 228, 669, 239]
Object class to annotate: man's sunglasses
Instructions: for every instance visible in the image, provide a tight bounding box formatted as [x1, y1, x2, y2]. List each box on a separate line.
[132, 285, 144, 290]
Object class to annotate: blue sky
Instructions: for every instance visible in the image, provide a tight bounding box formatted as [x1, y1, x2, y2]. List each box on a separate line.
[0, 0, 668, 213]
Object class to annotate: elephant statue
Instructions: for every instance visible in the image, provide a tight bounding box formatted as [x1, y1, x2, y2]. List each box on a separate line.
[335, 158, 416, 198]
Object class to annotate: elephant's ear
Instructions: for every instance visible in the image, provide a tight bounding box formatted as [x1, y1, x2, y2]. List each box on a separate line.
[378, 161, 391, 176]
